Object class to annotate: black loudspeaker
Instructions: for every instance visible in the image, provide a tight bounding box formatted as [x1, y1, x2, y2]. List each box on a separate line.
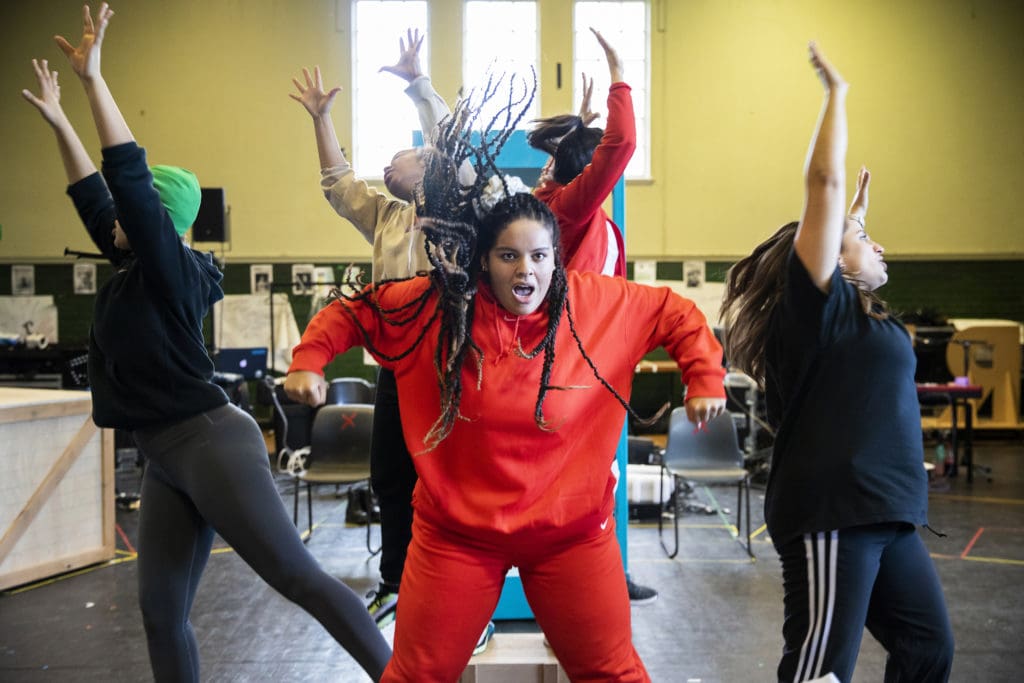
[192, 187, 227, 242]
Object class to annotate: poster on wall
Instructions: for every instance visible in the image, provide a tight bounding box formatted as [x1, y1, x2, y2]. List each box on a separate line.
[250, 264, 273, 294]
[73, 262, 97, 294]
[0, 295, 59, 345]
[291, 264, 315, 295]
[683, 260, 706, 288]
[11, 265, 35, 296]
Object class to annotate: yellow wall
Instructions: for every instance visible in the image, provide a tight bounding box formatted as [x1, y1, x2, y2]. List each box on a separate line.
[1, 0, 1021, 262]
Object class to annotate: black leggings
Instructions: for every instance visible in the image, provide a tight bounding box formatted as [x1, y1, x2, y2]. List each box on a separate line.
[133, 404, 390, 682]
[370, 368, 417, 591]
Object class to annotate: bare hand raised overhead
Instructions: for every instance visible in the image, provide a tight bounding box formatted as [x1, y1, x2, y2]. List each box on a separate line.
[290, 66, 342, 119]
[54, 2, 114, 81]
[379, 28, 425, 83]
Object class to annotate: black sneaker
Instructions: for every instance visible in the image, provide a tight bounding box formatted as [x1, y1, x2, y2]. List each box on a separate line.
[627, 579, 658, 605]
[366, 589, 398, 628]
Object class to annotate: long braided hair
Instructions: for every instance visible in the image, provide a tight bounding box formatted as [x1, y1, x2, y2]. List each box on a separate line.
[330, 70, 654, 449]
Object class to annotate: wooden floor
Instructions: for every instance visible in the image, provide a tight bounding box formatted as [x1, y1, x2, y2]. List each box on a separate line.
[1, 439, 1023, 682]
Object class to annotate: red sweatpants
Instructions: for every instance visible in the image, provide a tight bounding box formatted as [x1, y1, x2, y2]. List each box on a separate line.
[381, 514, 650, 682]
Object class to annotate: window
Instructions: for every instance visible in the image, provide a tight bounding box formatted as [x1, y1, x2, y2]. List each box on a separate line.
[463, 1, 540, 127]
[573, 1, 650, 178]
[352, 1, 429, 176]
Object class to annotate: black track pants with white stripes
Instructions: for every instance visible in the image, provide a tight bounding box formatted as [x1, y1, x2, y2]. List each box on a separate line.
[775, 522, 954, 683]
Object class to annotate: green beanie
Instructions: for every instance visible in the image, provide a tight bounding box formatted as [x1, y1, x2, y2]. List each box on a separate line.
[151, 165, 201, 236]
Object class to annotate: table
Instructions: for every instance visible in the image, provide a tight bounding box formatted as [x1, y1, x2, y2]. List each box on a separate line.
[917, 383, 984, 483]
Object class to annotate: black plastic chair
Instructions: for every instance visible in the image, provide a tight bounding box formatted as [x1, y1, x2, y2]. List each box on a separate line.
[658, 409, 753, 558]
[326, 377, 376, 405]
[291, 404, 379, 555]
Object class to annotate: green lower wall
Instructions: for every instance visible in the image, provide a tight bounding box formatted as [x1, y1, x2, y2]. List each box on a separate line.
[3, 258, 1022, 382]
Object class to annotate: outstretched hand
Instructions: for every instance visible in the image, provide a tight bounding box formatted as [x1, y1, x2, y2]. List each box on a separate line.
[577, 73, 599, 126]
[290, 66, 341, 119]
[591, 27, 623, 83]
[848, 166, 871, 219]
[379, 28, 425, 83]
[808, 41, 847, 94]
[54, 2, 114, 81]
[22, 59, 67, 127]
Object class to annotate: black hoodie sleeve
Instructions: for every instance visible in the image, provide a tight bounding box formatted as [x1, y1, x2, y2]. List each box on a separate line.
[100, 142, 200, 298]
[66, 172, 130, 266]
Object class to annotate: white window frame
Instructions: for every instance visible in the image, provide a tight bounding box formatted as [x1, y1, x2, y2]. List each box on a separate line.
[462, 0, 541, 128]
[351, 0, 430, 178]
[573, 0, 651, 179]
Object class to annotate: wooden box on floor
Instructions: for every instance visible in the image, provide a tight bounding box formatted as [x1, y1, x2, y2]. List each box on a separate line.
[0, 387, 114, 591]
[460, 633, 568, 683]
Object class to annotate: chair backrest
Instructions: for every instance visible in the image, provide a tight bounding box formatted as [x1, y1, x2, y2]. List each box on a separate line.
[326, 377, 376, 405]
[309, 404, 374, 474]
[663, 408, 744, 471]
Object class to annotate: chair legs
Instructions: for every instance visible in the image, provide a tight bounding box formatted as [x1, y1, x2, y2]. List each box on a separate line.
[291, 479, 315, 544]
[744, 476, 752, 557]
[657, 468, 682, 559]
[361, 486, 382, 557]
[306, 481, 314, 541]
[738, 476, 753, 557]
[659, 471, 754, 559]
[293, 479, 381, 554]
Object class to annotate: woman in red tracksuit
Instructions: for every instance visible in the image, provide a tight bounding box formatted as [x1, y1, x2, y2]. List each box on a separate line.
[529, 28, 634, 277]
[286, 192, 725, 682]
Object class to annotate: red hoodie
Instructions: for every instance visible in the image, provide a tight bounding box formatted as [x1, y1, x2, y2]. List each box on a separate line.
[290, 271, 724, 541]
[534, 82, 635, 277]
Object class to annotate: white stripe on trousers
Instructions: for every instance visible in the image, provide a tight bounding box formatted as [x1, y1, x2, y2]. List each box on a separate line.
[794, 530, 839, 682]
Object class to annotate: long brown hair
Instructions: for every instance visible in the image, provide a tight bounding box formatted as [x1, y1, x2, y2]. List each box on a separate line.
[721, 221, 890, 387]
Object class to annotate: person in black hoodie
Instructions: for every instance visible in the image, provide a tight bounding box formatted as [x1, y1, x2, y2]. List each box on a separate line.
[22, 4, 390, 681]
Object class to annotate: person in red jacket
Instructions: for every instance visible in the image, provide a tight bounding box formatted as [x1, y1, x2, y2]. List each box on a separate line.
[285, 184, 726, 680]
[528, 28, 633, 277]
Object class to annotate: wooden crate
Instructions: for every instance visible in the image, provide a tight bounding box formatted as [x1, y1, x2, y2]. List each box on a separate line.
[460, 633, 568, 683]
[0, 388, 114, 591]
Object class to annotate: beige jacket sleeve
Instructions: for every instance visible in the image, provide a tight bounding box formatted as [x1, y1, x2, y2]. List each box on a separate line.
[320, 160, 407, 246]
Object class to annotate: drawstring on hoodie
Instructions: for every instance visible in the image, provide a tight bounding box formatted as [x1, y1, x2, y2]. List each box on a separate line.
[923, 524, 947, 538]
[492, 299, 522, 365]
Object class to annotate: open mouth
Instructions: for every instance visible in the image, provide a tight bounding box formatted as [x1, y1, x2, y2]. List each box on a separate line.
[512, 284, 535, 302]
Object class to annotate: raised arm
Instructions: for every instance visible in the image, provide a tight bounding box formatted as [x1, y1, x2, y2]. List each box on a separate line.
[22, 58, 96, 183]
[55, 3, 132, 149]
[848, 166, 870, 226]
[23, 56, 121, 260]
[594, 27, 624, 85]
[548, 29, 635, 222]
[290, 66, 345, 170]
[381, 28, 457, 159]
[793, 42, 849, 292]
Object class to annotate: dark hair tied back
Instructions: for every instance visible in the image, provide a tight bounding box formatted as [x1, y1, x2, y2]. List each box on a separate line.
[528, 114, 603, 185]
